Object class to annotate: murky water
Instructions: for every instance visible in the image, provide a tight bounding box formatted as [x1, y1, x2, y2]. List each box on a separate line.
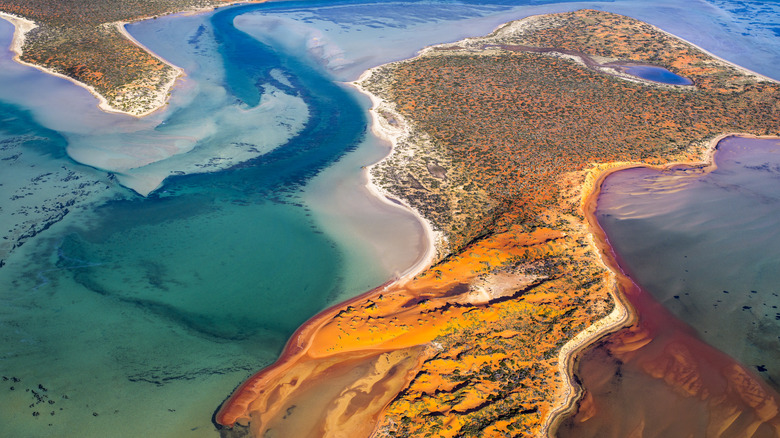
[560, 137, 780, 437]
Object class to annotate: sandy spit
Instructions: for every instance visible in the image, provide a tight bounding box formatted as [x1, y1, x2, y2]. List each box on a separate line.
[0, 12, 148, 117]
[112, 21, 185, 117]
[0, 1, 267, 118]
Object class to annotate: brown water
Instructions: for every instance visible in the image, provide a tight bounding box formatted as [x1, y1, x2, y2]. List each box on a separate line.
[559, 136, 780, 437]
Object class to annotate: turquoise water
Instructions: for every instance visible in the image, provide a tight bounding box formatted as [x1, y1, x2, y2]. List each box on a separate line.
[0, 4, 372, 435]
[623, 65, 693, 85]
[0, 1, 779, 437]
[0, 2, 565, 435]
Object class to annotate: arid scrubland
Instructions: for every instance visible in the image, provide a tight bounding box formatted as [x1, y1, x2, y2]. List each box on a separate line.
[215, 9, 779, 438]
[356, 9, 779, 437]
[0, 0, 257, 115]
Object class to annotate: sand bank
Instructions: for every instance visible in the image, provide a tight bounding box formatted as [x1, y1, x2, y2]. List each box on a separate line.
[213, 64, 443, 437]
[111, 21, 185, 116]
[0, 12, 145, 117]
[0, 12, 178, 117]
[211, 278, 440, 435]
[0, 12, 34, 56]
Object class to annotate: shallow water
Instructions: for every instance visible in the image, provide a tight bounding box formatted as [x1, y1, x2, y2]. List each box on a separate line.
[622, 65, 693, 85]
[559, 137, 780, 437]
[0, 4, 395, 436]
[1, 0, 779, 436]
[599, 136, 780, 387]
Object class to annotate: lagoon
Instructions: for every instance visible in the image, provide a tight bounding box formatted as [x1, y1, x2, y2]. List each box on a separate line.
[622, 65, 693, 85]
[597, 136, 780, 390]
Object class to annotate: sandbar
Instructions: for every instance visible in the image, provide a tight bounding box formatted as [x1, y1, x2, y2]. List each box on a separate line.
[214, 68, 443, 438]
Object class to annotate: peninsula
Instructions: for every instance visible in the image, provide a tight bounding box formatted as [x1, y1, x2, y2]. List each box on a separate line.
[0, 0, 262, 116]
[215, 9, 780, 437]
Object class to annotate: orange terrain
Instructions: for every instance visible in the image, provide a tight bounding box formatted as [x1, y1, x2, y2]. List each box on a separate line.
[216, 9, 780, 437]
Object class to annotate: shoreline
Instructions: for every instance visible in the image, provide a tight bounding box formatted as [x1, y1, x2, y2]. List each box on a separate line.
[0, 12, 151, 118]
[112, 20, 186, 117]
[432, 10, 778, 87]
[340, 15, 780, 434]
[6, 3, 769, 122]
[213, 277, 396, 425]
[639, 16, 778, 84]
[0, 2, 266, 118]
[214, 10, 780, 432]
[542, 132, 777, 436]
[351, 70, 441, 283]
[652, 26, 779, 84]
[0, 4, 776, 436]
[214, 63, 443, 432]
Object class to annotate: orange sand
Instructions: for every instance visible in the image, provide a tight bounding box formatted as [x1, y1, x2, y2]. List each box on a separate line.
[214, 228, 566, 435]
[215, 135, 780, 437]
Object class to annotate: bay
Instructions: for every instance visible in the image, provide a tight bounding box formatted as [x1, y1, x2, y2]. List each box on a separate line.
[559, 137, 780, 437]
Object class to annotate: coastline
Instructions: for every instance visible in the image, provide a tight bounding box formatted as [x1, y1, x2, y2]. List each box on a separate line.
[440, 10, 779, 90]
[213, 277, 394, 424]
[214, 65, 443, 433]
[112, 21, 185, 117]
[0, 12, 144, 117]
[541, 158, 651, 436]
[352, 69, 441, 282]
[342, 15, 780, 434]
[542, 131, 776, 436]
[0, 3, 776, 436]
[214, 9, 780, 433]
[0, 11, 175, 117]
[0, 11, 34, 56]
[652, 26, 778, 83]
[0, 2, 266, 118]
[212, 9, 780, 434]
[637, 18, 779, 85]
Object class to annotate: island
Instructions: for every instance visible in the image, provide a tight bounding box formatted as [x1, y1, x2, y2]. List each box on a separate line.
[214, 9, 780, 437]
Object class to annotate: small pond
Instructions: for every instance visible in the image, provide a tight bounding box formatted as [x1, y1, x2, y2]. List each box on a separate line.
[620, 65, 693, 85]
